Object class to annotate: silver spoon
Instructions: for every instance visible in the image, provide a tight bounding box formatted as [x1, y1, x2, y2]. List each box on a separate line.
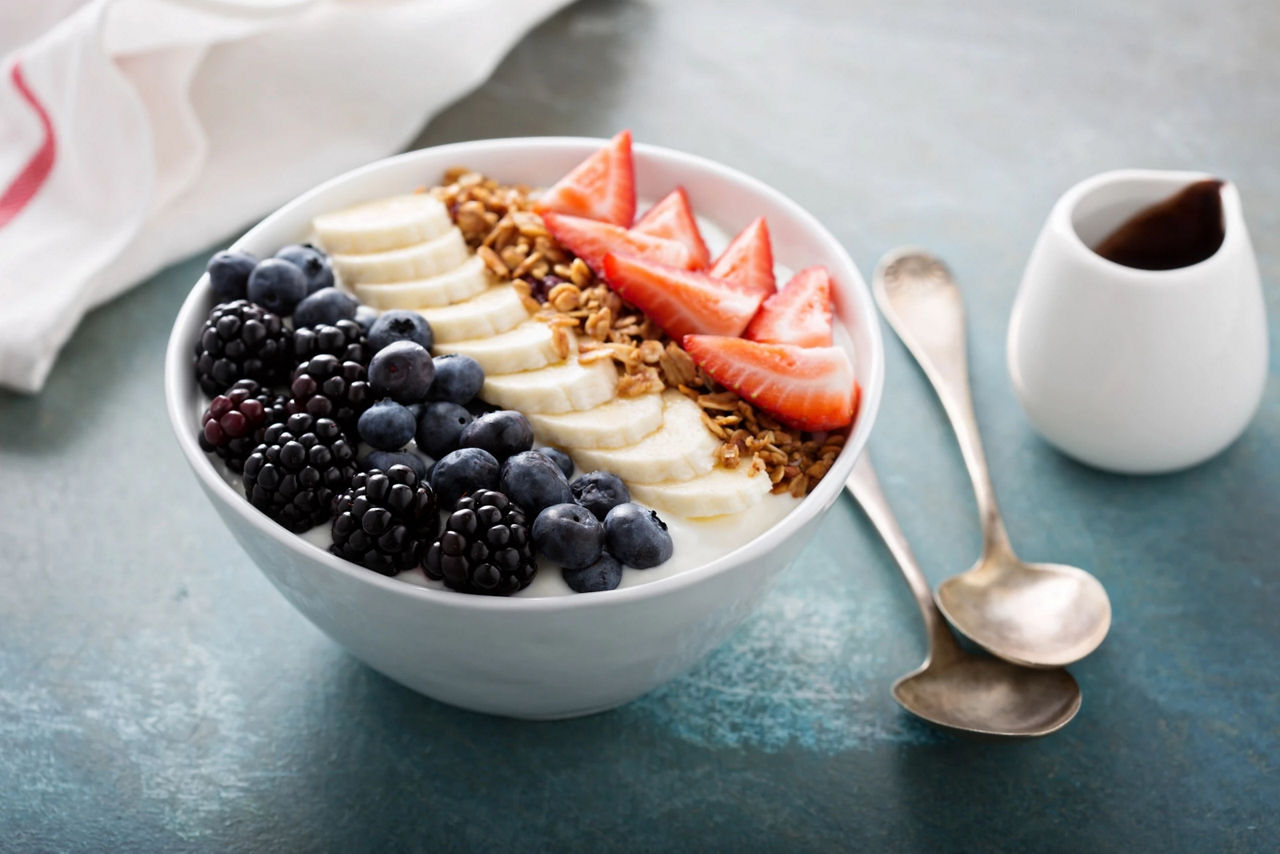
[872, 248, 1111, 668]
[846, 454, 1081, 736]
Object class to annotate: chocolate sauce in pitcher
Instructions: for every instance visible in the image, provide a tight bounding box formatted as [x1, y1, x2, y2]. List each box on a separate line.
[1093, 179, 1225, 270]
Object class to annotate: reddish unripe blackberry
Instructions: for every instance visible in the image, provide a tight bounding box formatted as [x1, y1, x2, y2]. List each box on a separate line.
[198, 379, 289, 474]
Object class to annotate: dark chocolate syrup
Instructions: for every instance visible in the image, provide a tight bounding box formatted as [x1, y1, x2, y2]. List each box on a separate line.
[1093, 179, 1225, 271]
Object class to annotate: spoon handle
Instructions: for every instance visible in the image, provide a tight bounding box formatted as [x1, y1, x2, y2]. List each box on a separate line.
[845, 453, 962, 664]
[872, 249, 1012, 559]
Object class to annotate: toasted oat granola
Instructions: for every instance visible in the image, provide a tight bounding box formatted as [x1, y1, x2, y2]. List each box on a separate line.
[428, 169, 847, 496]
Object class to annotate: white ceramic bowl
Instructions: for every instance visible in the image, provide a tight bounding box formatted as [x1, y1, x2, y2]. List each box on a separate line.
[164, 137, 885, 719]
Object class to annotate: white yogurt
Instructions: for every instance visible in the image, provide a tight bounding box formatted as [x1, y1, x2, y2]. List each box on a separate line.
[207, 430, 802, 597]
[297, 487, 800, 598]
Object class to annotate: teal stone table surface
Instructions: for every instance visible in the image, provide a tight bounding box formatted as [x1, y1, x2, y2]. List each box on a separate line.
[2, 1, 1277, 850]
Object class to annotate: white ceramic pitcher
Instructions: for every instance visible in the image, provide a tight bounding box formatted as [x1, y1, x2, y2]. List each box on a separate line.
[1008, 169, 1268, 474]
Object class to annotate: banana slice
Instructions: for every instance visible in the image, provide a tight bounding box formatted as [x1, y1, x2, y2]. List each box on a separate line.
[572, 391, 719, 484]
[527, 392, 664, 450]
[436, 320, 574, 375]
[482, 357, 618, 415]
[416, 285, 530, 343]
[629, 465, 771, 518]
[353, 256, 490, 310]
[313, 193, 453, 254]
[331, 228, 469, 284]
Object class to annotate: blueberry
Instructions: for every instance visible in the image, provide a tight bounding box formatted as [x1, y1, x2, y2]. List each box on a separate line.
[368, 309, 434, 353]
[354, 305, 379, 334]
[465, 397, 499, 418]
[500, 451, 573, 516]
[415, 401, 473, 459]
[459, 410, 533, 461]
[293, 288, 358, 329]
[275, 243, 334, 293]
[604, 503, 673, 569]
[570, 471, 630, 520]
[562, 551, 623, 593]
[537, 447, 575, 479]
[357, 399, 417, 451]
[360, 449, 432, 482]
[207, 249, 257, 301]
[247, 258, 307, 316]
[426, 354, 485, 404]
[532, 503, 604, 570]
[431, 447, 500, 508]
[368, 340, 434, 403]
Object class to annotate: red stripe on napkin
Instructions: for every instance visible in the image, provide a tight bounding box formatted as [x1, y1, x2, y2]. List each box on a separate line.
[0, 63, 57, 230]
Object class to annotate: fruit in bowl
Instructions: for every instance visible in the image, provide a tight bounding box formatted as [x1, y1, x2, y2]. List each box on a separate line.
[165, 135, 884, 718]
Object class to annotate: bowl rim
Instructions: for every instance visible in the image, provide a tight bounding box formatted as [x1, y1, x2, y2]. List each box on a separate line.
[164, 135, 885, 612]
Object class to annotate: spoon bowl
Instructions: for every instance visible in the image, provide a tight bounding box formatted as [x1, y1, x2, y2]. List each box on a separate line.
[893, 655, 1081, 737]
[938, 558, 1111, 669]
[846, 454, 1081, 737]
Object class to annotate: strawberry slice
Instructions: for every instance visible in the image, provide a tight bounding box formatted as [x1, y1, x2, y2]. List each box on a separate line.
[532, 130, 636, 226]
[745, 266, 834, 347]
[602, 254, 764, 341]
[544, 212, 693, 275]
[709, 217, 775, 298]
[631, 187, 711, 270]
[683, 335, 857, 431]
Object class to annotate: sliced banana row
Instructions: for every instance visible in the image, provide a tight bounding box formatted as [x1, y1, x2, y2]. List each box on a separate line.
[312, 193, 775, 519]
[527, 393, 664, 450]
[436, 320, 574, 375]
[630, 465, 772, 518]
[482, 357, 619, 415]
[332, 229, 470, 284]
[571, 392, 718, 484]
[417, 285, 529, 343]
[314, 193, 453, 254]
[353, 256, 489, 310]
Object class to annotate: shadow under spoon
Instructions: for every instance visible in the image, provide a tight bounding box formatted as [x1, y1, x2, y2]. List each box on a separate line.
[846, 454, 1081, 737]
[872, 248, 1111, 669]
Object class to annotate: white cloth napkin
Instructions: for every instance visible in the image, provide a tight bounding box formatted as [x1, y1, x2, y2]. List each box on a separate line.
[0, 0, 570, 393]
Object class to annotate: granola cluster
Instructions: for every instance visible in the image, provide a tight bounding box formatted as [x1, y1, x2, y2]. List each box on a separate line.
[429, 169, 845, 496]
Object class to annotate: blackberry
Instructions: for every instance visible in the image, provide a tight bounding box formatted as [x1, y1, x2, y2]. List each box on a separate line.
[425, 489, 537, 596]
[198, 379, 289, 474]
[243, 413, 357, 532]
[292, 319, 370, 366]
[330, 465, 439, 575]
[193, 300, 293, 395]
[287, 353, 373, 438]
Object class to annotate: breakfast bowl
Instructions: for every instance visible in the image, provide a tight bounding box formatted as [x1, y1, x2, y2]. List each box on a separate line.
[164, 137, 885, 719]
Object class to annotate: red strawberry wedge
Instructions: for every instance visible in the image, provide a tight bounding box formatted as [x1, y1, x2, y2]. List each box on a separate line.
[532, 130, 636, 226]
[709, 217, 775, 298]
[683, 335, 858, 431]
[631, 187, 711, 269]
[602, 254, 764, 341]
[543, 213, 693, 276]
[745, 266, 834, 347]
